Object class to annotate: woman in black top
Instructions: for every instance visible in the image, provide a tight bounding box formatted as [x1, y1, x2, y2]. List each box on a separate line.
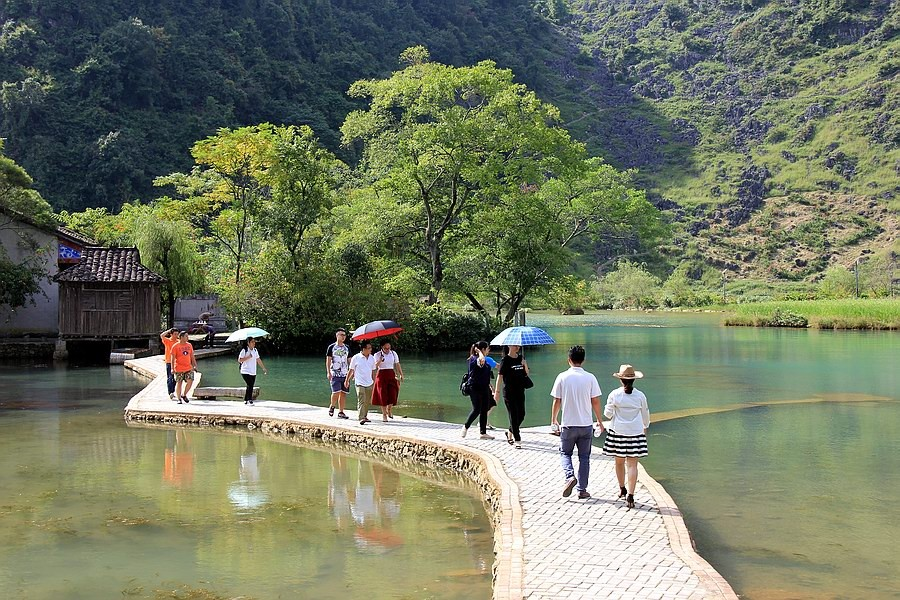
[494, 344, 529, 448]
[461, 340, 495, 440]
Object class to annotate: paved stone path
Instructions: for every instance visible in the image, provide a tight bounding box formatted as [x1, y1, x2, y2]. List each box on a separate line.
[124, 355, 737, 600]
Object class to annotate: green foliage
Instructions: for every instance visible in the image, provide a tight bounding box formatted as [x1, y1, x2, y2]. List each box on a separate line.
[818, 265, 855, 298]
[133, 209, 204, 326]
[400, 304, 488, 352]
[593, 260, 661, 309]
[544, 275, 595, 314]
[0, 254, 44, 310]
[724, 299, 900, 329]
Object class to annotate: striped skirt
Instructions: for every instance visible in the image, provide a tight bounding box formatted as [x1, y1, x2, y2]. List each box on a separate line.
[601, 430, 648, 458]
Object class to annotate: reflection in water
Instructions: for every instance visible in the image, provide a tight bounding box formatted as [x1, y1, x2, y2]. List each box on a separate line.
[163, 429, 194, 487]
[228, 437, 269, 512]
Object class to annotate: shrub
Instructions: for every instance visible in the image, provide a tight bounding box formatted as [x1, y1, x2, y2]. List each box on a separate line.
[765, 308, 808, 327]
[400, 304, 489, 351]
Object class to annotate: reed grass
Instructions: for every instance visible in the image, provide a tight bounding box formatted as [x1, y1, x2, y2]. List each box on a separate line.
[720, 299, 900, 329]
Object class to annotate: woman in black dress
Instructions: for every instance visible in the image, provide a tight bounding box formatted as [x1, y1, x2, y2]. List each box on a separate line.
[494, 345, 529, 449]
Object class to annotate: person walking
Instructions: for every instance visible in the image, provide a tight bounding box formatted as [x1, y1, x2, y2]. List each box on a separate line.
[494, 344, 529, 449]
[371, 341, 403, 421]
[461, 341, 495, 440]
[160, 327, 179, 400]
[170, 331, 197, 404]
[550, 345, 604, 499]
[238, 336, 268, 405]
[345, 340, 376, 424]
[601, 364, 650, 509]
[326, 328, 351, 419]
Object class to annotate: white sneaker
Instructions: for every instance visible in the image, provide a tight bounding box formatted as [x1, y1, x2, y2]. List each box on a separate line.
[461, 427, 468, 438]
[479, 433, 494, 440]
[486, 423, 496, 431]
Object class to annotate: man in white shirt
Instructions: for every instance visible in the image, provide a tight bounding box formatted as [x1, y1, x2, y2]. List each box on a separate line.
[346, 340, 377, 424]
[550, 345, 605, 499]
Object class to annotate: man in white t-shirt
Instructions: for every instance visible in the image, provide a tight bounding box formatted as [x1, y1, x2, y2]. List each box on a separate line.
[550, 345, 605, 499]
[345, 340, 377, 424]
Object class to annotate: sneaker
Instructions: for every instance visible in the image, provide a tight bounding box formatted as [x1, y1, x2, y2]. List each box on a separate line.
[337, 412, 349, 419]
[244, 401, 249, 405]
[328, 406, 335, 417]
[181, 396, 189, 404]
[578, 490, 592, 500]
[169, 393, 176, 400]
[486, 423, 496, 431]
[461, 427, 469, 438]
[248, 399, 254, 405]
[479, 433, 494, 440]
[562, 477, 577, 497]
[514, 442, 522, 449]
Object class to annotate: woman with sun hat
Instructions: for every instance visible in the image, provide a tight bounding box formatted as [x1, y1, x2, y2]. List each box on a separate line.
[601, 364, 650, 509]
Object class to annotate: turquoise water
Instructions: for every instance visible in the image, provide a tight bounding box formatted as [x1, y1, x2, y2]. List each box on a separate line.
[0, 365, 493, 599]
[197, 311, 899, 599]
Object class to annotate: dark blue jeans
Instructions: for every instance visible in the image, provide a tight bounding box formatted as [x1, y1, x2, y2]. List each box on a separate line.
[165, 363, 175, 395]
[560, 425, 593, 492]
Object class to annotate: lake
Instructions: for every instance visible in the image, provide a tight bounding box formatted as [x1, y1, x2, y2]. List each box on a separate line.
[3, 310, 897, 599]
[196, 311, 899, 599]
[0, 364, 493, 599]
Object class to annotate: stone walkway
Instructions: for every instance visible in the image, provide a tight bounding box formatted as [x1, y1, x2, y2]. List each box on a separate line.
[124, 355, 737, 600]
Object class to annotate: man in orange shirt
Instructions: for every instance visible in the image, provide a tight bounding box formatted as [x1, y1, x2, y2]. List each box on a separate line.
[160, 328, 179, 400]
[170, 331, 197, 404]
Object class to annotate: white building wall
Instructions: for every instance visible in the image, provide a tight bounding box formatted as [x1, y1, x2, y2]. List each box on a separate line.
[0, 222, 60, 335]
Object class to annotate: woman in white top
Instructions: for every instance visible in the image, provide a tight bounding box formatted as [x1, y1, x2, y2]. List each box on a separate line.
[371, 341, 403, 421]
[601, 364, 650, 509]
[238, 337, 268, 405]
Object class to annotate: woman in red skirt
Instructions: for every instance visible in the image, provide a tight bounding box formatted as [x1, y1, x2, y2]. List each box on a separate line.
[371, 341, 404, 421]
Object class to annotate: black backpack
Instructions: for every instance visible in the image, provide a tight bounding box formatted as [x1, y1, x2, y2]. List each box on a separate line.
[459, 371, 472, 396]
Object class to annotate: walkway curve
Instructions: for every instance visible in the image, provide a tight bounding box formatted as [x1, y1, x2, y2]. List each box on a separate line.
[123, 354, 737, 600]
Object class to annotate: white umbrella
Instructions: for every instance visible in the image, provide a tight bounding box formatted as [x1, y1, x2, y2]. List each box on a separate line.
[225, 327, 270, 342]
[490, 326, 555, 346]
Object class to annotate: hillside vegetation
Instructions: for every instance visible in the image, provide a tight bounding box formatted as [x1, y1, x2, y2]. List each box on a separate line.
[0, 0, 897, 288]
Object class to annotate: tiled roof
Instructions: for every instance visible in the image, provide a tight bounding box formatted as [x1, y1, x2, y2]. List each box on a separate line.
[54, 247, 166, 283]
[56, 225, 96, 246]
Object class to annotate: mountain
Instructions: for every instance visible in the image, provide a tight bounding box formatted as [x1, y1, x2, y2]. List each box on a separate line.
[1, 0, 896, 280]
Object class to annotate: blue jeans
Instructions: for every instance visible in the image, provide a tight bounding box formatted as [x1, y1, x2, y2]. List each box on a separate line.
[560, 426, 593, 492]
[165, 363, 175, 395]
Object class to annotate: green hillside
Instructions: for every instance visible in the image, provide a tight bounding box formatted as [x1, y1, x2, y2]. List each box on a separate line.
[1, 0, 897, 284]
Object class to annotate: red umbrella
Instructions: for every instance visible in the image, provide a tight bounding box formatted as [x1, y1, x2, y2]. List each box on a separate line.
[351, 320, 403, 341]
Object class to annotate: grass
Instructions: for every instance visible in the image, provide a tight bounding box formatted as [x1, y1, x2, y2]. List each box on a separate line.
[720, 299, 900, 329]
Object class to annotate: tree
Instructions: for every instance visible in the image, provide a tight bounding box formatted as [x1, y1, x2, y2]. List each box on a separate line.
[156, 125, 275, 285]
[444, 158, 664, 325]
[133, 208, 204, 327]
[341, 47, 578, 303]
[594, 260, 661, 308]
[260, 125, 345, 270]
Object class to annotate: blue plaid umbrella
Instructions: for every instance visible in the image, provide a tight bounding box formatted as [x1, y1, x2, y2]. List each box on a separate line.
[489, 326, 555, 347]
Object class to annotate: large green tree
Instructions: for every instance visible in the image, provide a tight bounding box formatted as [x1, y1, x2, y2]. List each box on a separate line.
[341, 47, 579, 303]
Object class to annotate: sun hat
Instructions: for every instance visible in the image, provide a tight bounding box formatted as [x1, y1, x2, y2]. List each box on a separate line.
[613, 364, 644, 379]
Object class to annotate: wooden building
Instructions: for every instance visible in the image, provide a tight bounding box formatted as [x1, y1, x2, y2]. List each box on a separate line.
[53, 247, 165, 350]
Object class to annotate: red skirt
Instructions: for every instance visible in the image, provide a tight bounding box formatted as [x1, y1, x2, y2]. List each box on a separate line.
[372, 369, 399, 406]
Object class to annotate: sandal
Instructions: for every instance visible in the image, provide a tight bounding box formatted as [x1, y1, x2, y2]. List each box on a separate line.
[505, 430, 514, 445]
[619, 486, 627, 500]
[626, 494, 635, 509]
[328, 406, 335, 417]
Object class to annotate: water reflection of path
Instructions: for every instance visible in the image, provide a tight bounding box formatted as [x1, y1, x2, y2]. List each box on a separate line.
[652, 392, 897, 423]
[228, 437, 269, 512]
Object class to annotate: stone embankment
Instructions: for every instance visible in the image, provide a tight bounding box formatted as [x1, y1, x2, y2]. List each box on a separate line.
[124, 354, 737, 600]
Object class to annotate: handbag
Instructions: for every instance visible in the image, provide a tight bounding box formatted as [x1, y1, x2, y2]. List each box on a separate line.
[459, 371, 473, 396]
[523, 374, 534, 389]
